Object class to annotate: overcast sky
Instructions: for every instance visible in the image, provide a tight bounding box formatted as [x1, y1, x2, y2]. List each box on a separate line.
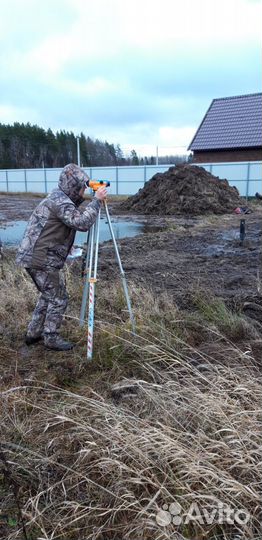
[0, 0, 261, 156]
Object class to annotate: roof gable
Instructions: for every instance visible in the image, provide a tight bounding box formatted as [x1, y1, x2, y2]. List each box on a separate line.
[188, 93, 262, 151]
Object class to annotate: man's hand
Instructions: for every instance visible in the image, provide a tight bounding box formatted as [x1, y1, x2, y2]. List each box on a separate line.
[95, 187, 107, 201]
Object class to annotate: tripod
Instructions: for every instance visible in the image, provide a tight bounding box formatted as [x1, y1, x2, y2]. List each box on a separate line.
[80, 194, 135, 360]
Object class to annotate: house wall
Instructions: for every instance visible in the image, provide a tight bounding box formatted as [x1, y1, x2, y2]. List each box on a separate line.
[193, 148, 262, 163]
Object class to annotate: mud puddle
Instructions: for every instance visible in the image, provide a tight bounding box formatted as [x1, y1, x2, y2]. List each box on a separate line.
[0, 218, 158, 246]
[192, 223, 260, 258]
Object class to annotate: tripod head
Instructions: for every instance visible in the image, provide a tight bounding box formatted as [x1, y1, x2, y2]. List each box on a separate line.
[86, 180, 110, 192]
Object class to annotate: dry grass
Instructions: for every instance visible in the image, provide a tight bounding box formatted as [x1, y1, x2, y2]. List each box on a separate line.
[0, 255, 261, 540]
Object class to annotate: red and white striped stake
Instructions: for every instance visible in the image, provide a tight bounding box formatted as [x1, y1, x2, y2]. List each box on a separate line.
[87, 280, 95, 359]
[86, 208, 100, 360]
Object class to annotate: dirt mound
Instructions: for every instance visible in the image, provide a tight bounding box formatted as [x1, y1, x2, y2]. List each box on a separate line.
[121, 164, 242, 215]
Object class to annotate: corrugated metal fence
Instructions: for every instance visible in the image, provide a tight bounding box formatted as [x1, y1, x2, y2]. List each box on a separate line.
[0, 162, 261, 197]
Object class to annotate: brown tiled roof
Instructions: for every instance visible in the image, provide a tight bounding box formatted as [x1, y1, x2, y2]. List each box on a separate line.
[188, 93, 262, 150]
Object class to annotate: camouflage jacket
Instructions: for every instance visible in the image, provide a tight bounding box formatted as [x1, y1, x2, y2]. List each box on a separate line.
[16, 164, 101, 270]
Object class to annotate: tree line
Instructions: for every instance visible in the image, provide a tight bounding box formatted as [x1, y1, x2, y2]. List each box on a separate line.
[0, 122, 189, 169]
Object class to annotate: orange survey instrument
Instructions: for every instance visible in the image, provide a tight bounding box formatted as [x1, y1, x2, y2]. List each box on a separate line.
[86, 180, 110, 191]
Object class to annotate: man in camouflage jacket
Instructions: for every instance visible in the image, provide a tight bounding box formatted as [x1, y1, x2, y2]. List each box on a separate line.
[16, 163, 107, 351]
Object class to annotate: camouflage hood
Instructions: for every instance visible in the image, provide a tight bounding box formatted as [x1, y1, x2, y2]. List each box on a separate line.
[16, 168, 101, 271]
[58, 163, 90, 204]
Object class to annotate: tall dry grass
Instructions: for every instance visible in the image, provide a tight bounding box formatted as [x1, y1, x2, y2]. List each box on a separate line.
[0, 254, 261, 540]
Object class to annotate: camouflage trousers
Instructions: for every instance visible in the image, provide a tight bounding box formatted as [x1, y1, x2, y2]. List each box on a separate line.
[26, 268, 68, 338]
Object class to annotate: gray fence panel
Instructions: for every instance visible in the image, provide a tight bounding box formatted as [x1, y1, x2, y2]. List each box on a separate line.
[200, 162, 261, 197]
[209, 162, 247, 180]
[145, 165, 172, 181]
[249, 162, 262, 196]
[118, 166, 147, 195]
[3, 169, 25, 192]
[248, 179, 262, 195]
[0, 162, 261, 196]
[26, 169, 47, 193]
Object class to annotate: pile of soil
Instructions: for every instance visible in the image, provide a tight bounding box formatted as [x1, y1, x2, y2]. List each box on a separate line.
[121, 164, 242, 215]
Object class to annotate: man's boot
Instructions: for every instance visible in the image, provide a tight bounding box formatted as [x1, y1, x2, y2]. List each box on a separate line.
[25, 334, 43, 346]
[44, 334, 75, 351]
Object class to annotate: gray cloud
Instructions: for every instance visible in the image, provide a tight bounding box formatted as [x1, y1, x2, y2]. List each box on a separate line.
[0, 0, 74, 49]
[0, 0, 260, 150]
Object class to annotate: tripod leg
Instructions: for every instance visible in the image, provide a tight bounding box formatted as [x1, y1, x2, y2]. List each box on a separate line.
[80, 220, 95, 327]
[104, 201, 135, 332]
[79, 230, 91, 326]
[87, 208, 101, 360]
[80, 222, 95, 326]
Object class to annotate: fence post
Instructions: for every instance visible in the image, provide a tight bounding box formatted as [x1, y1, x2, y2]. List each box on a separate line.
[44, 169, 47, 194]
[76, 136, 80, 166]
[116, 166, 119, 195]
[5, 170, 9, 192]
[246, 162, 250, 201]
[24, 169, 27, 192]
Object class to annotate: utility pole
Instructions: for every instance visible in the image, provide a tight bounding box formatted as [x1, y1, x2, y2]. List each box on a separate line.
[156, 145, 159, 166]
[77, 136, 81, 166]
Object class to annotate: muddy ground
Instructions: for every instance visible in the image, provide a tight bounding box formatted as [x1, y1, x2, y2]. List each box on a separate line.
[103, 206, 262, 327]
[0, 194, 262, 326]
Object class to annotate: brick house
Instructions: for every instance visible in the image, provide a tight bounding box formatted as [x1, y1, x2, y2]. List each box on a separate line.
[188, 93, 262, 163]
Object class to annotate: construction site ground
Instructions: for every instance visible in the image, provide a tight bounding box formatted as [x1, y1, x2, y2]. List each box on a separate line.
[1, 162, 262, 540]
[0, 194, 261, 325]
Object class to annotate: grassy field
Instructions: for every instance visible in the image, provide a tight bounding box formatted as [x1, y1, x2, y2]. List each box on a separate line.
[0, 252, 261, 540]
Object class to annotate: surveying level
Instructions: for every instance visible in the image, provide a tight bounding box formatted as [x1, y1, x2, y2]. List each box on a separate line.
[86, 179, 110, 191]
[80, 185, 135, 360]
